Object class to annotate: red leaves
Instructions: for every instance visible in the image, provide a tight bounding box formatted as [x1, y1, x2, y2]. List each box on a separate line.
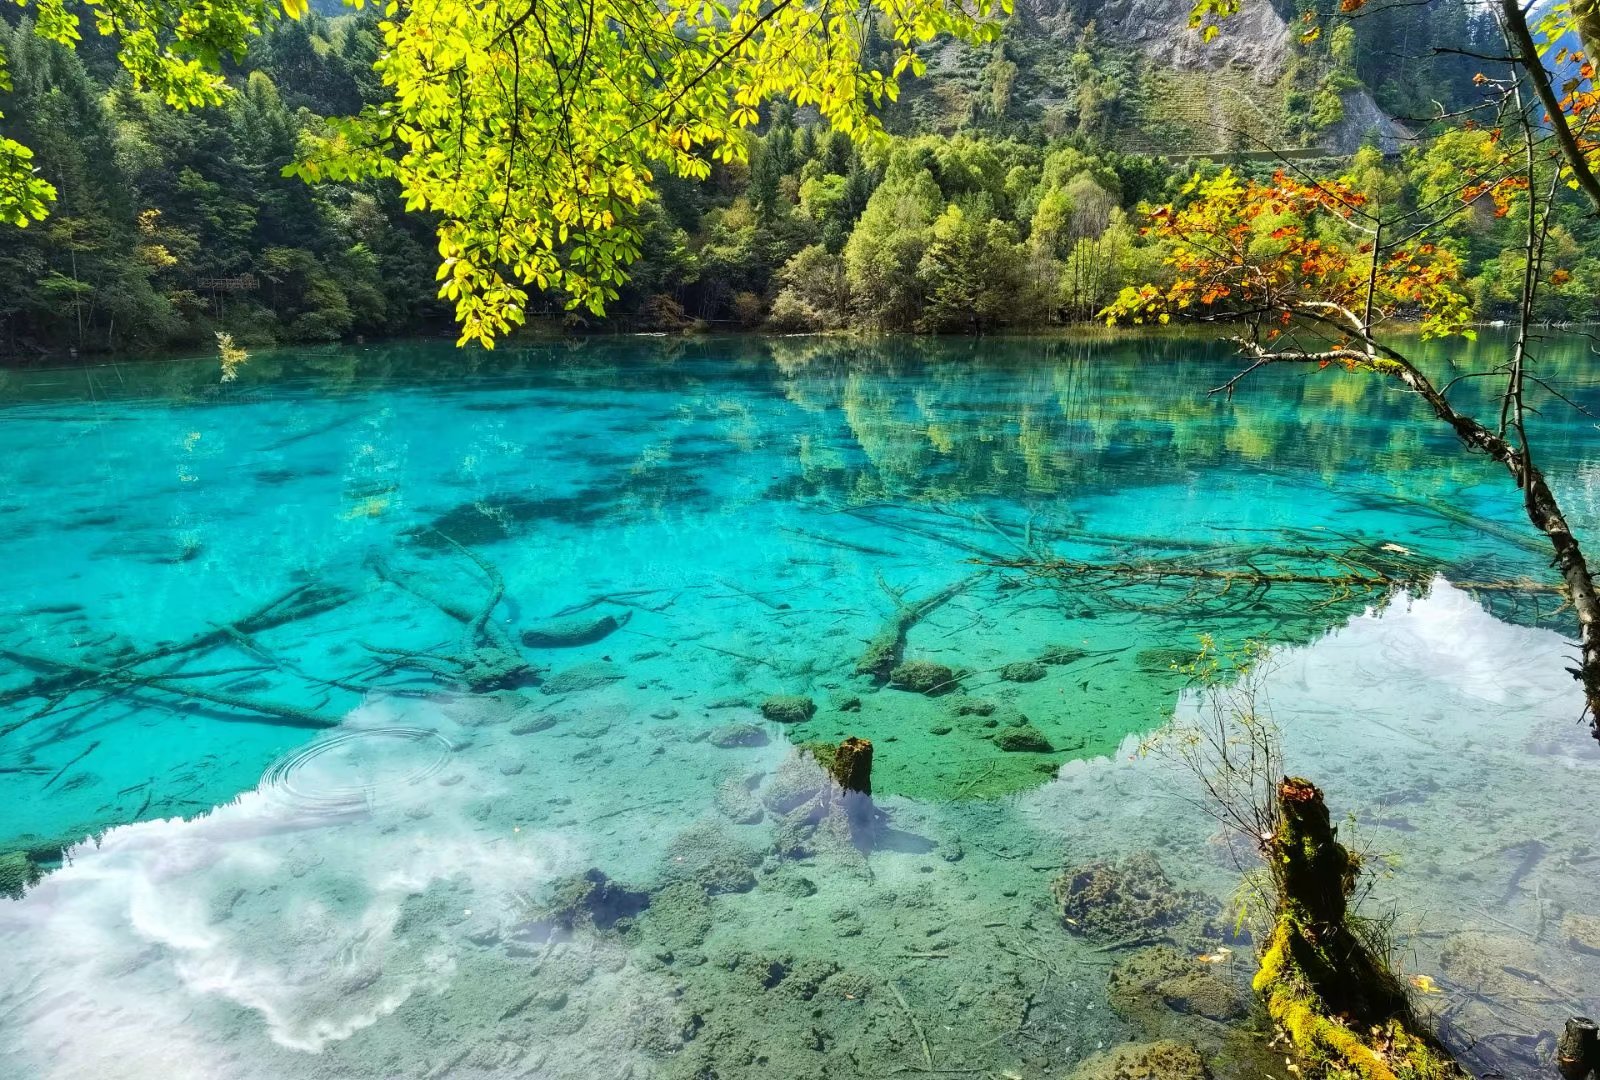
[1112, 168, 1470, 336]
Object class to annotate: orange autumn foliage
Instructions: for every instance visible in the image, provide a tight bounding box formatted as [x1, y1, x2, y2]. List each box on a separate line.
[1102, 170, 1475, 342]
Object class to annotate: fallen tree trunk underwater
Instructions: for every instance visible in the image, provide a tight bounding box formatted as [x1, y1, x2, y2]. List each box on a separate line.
[855, 571, 988, 679]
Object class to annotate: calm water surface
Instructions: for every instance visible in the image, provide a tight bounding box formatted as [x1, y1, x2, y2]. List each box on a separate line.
[0, 333, 1596, 1079]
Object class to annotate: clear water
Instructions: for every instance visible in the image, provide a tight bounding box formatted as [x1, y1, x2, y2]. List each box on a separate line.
[0, 333, 1596, 1079]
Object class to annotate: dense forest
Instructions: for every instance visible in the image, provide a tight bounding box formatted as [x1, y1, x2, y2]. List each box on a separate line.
[0, 0, 1596, 355]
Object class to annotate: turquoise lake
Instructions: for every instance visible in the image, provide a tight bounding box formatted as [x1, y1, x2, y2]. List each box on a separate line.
[1, 333, 1596, 1079]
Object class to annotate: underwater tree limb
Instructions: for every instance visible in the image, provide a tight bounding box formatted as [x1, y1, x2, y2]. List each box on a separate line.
[366, 550, 518, 659]
[428, 531, 510, 649]
[0, 583, 353, 710]
[0, 649, 338, 731]
[984, 551, 1564, 602]
[855, 571, 988, 678]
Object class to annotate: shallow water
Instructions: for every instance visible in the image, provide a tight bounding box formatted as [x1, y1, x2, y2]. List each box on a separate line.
[1, 333, 1597, 1079]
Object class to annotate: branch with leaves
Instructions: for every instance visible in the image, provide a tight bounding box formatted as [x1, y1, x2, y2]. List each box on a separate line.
[1104, 151, 1600, 736]
[287, 0, 1007, 345]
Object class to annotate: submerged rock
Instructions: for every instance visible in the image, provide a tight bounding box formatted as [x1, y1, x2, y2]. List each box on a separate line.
[1439, 930, 1546, 1000]
[541, 660, 624, 695]
[708, 723, 769, 749]
[443, 688, 539, 727]
[661, 821, 763, 894]
[452, 646, 540, 692]
[944, 695, 996, 717]
[888, 660, 955, 694]
[509, 711, 562, 735]
[1136, 647, 1197, 673]
[761, 754, 827, 815]
[828, 691, 862, 712]
[1052, 852, 1217, 945]
[1064, 1040, 1209, 1080]
[636, 880, 715, 953]
[760, 695, 816, 723]
[714, 774, 766, 824]
[1564, 912, 1600, 955]
[999, 660, 1047, 683]
[1107, 945, 1248, 1027]
[520, 608, 631, 648]
[994, 723, 1052, 752]
[770, 873, 817, 898]
[1038, 644, 1090, 666]
[519, 868, 651, 941]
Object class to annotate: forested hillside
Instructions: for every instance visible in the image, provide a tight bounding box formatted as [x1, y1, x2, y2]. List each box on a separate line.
[0, 0, 1594, 355]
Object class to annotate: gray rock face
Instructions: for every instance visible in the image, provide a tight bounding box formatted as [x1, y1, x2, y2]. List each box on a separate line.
[1318, 89, 1414, 154]
[1083, 0, 1292, 81]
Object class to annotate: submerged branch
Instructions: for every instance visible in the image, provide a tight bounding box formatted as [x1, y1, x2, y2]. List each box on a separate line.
[855, 571, 988, 678]
[0, 648, 338, 731]
[0, 582, 354, 710]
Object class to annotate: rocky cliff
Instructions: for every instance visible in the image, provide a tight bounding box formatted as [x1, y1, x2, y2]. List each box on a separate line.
[1086, 0, 1292, 82]
[915, 0, 1403, 156]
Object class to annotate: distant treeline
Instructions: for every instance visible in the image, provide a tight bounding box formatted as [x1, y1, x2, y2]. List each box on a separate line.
[0, 4, 1595, 357]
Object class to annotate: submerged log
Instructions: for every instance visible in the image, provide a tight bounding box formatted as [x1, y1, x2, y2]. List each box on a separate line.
[0, 648, 337, 730]
[1255, 777, 1465, 1080]
[520, 609, 631, 648]
[0, 582, 353, 711]
[855, 572, 986, 679]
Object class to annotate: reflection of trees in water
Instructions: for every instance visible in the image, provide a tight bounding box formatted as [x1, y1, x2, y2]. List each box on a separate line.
[759, 332, 1600, 507]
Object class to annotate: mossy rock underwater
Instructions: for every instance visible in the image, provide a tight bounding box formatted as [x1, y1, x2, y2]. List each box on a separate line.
[1064, 1040, 1210, 1080]
[888, 659, 956, 694]
[1053, 851, 1220, 946]
[1107, 944, 1249, 1029]
[760, 695, 817, 723]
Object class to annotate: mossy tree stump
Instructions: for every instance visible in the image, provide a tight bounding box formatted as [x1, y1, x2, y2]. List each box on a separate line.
[1558, 1017, 1598, 1080]
[827, 736, 875, 839]
[1255, 777, 1464, 1080]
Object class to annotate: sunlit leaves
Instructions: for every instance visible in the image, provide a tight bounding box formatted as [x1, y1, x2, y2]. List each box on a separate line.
[0, 0, 1004, 345]
[288, 0, 1007, 345]
[0, 138, 56, 227]
[1102, 169, 1475, 344]
[0, 0, 287, 222]
[1188, 0, 1240, 44]
[1513, 5, 1599, 203]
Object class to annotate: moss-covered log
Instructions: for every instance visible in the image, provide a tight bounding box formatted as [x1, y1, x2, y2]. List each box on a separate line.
[1255, 777, 1464, 1080]
[855, 572, 985, 679]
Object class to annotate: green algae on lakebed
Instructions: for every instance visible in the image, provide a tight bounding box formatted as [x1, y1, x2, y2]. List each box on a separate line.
[1, 333, 1599, 1080]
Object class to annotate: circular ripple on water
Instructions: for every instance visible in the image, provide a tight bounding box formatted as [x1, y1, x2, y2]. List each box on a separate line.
[260, 727, 454, 814]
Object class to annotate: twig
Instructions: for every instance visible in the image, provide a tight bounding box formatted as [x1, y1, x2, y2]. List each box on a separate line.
[42, 739, 100, 790]
[888, 982, 934, 1069]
